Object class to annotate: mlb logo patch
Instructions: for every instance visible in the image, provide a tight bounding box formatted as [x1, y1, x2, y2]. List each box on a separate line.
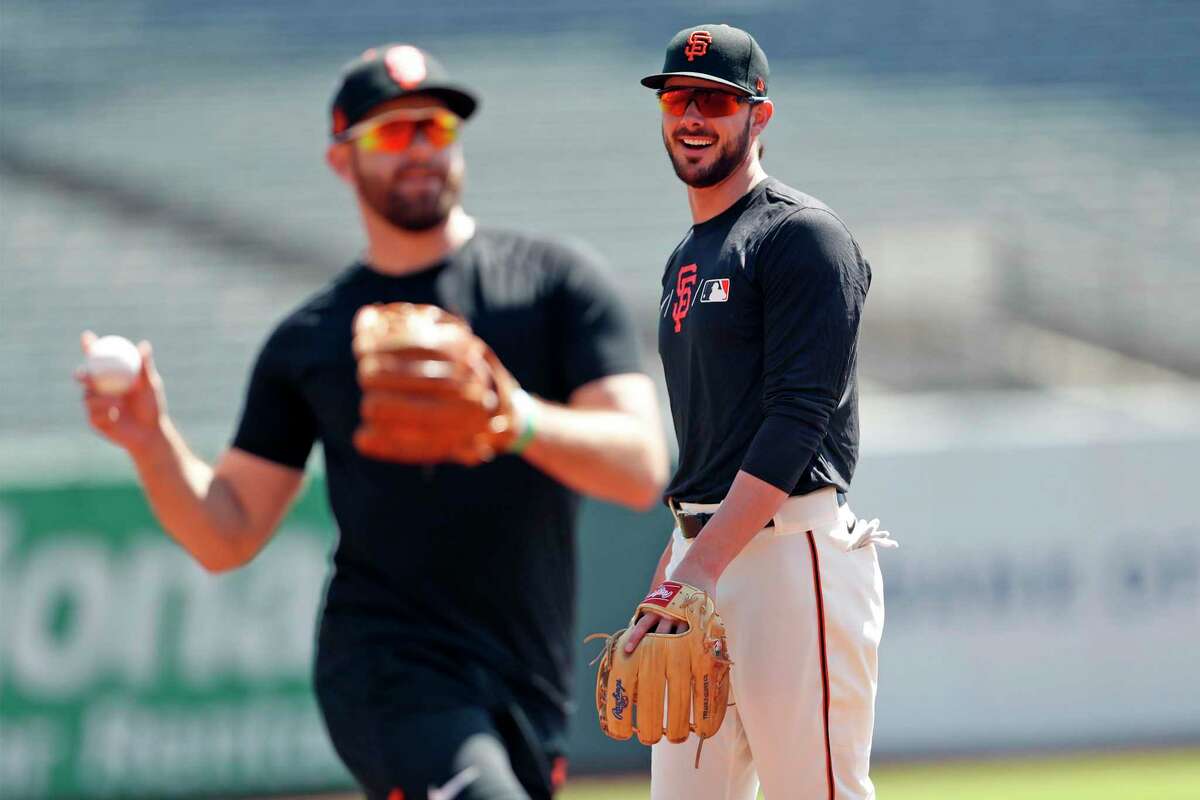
[699, 278, 730, 303]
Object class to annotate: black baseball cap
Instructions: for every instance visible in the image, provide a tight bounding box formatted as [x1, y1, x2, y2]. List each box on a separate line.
[330, 44, 478, 138]
[641, 24, 769, 97]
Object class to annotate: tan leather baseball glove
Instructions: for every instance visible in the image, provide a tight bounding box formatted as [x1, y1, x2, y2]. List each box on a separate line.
[352, 302, 521, 465]
[587, 581, 732, 765]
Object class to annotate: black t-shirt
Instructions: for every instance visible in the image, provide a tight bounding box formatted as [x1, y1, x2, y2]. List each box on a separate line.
[232, 229, 642, 722]
[658, 178, 871, 503]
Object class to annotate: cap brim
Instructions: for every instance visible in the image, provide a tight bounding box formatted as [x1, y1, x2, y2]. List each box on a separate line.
[419, 86, 478, 120]
[348, 85, 478, 123]
[640, 72, 753, 95]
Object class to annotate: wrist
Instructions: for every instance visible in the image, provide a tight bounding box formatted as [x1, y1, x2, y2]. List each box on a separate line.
[128, 416, 173, 464]
[669, 557, 721, 593]
[506, 389, 538, 456]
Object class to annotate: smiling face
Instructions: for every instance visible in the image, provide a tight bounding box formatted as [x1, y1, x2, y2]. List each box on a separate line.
[659, 76, 759, 189]
[337, 95, 466, 231]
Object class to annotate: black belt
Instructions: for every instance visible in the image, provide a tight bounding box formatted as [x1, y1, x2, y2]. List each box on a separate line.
[670, 491, 846, 540]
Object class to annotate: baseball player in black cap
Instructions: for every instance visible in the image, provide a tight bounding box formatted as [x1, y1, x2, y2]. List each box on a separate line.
[77, 43, 669, 799]
[621, 23, 895, 800]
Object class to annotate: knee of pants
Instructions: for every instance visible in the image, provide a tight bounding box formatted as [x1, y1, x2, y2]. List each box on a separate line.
[371, 738, 531, 800]
[339, 707, 537, 800]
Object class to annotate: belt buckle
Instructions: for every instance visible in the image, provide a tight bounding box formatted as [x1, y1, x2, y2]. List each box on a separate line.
[670, 498, 721, 539]
[678, 512, 710, 540]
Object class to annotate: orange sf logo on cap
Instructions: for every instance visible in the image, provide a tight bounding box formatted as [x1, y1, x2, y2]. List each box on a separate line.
[385, 45, 427, 89]
[684, 31, 712, 61]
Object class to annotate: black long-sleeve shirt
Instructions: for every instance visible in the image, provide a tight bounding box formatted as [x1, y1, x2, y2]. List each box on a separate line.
[657, 178, 871, 503]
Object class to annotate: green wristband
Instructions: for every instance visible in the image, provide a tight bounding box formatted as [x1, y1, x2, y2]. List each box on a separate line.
[508, 389, 537, 455]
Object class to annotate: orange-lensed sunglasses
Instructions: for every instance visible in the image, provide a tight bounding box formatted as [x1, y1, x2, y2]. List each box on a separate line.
[336, 109, 460, 153]
[657, 87, 765, 118]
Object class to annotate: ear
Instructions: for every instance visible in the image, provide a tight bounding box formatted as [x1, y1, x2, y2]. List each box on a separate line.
[750, 99, 774, 136]
[326, 142, 356, 186]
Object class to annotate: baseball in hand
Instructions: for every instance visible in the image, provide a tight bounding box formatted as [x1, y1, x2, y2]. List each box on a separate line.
[86, 335, 143, 396]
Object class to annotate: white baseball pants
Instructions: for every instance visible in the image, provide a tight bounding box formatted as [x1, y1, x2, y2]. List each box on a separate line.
[652, 488, 886, 800]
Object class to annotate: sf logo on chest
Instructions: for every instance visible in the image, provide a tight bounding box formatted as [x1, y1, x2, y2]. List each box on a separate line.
[671, 263, 698, 333]
[671, 267, 731, 333]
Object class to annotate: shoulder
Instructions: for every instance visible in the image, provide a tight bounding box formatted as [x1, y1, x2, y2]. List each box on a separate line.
[756, 183, 856, 251]
[757, 185, 861, 260]
[751, 184, 869, 288]
[472, 227, 615, 295]
[474, 228, 606, 273]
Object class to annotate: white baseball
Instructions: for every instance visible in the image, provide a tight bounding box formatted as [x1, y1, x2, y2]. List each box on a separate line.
[87, 335, 143, 396]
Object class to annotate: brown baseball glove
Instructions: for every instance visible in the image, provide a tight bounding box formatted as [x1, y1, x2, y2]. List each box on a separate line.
[351, 302, 522, 465]
[587, 581, 732, 765]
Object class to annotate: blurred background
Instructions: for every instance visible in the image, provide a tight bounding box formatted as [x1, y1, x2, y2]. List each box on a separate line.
[2, 1, 1198, 798]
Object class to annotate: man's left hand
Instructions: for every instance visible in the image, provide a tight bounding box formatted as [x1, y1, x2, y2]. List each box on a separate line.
[624, 567, 717, 653]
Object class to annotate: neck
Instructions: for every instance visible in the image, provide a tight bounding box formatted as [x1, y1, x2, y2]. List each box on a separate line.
[686, 153, 769, 225]
[360, 205, 476, 275]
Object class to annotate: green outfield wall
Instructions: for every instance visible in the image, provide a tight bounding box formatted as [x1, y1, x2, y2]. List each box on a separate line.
[5, 430, 1199, 798]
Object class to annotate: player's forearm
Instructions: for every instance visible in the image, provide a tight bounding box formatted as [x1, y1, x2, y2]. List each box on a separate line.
[129, 417, 255, 572]
[672, 469, 787, 586]
[520, 398, 668, 510]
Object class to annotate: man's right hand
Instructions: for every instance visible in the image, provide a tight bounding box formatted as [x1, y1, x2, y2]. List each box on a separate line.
[75, 331, 304, 574]
[77, 330, 167, 456]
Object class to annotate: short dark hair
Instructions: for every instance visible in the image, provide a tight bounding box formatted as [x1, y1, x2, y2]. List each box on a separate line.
[757, 140, 764, 160]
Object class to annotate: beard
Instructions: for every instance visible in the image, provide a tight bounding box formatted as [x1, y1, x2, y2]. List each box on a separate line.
[663, 116, 753, 189]
[352, 154, 462, 232]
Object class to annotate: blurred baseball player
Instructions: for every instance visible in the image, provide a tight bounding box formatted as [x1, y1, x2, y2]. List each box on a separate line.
[622, 24, 894, 800]
[77, 44, 668, 800]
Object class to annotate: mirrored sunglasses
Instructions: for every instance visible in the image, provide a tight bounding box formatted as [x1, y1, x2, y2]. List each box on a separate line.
[657, 87, 764, 118]
[337, 109, 460, 153]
